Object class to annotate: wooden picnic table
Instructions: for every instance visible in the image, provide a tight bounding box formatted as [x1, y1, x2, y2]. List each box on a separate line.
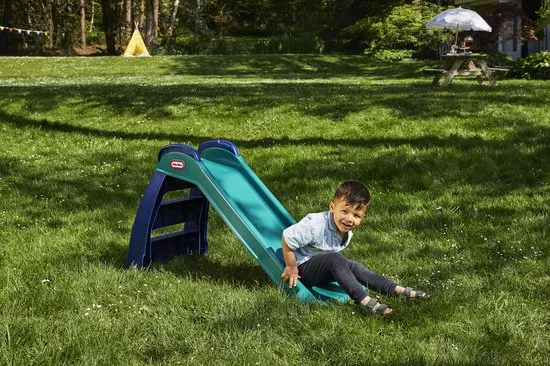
[424, 53, 508, 86]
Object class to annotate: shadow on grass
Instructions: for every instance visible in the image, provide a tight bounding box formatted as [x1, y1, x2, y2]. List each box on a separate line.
[157, 55, 426, 80]
[39, 227, 272, 290]
[4, 110, 547, 246]
[2, 81, 550, 125]
[157, 255, 272, 288]
[1, 109, 548, 157]
[4, 111, 547, 229]
[0, 55, 424, 80]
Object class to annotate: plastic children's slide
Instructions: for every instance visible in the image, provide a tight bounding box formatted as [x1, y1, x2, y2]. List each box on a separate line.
[126, 140, 350, 303]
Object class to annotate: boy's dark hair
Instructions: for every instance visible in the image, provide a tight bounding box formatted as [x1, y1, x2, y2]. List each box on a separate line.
[333, 181, 371, 210]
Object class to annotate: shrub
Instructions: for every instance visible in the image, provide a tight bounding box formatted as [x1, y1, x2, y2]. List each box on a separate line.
[253, 35, 321, 54]
[484, 50, 514, 67]
[163, 34, 321, 55]
[86, 24, 105, 45]
[509, 51, 550, 80]
[346, 1, 451, 57]
[167, 31, 206, 55]
[367, 49, 414, 61]
[214, 37, 260, 54]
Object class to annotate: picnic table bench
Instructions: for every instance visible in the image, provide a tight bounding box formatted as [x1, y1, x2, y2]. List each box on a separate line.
[424, 54, 508, 86]
[487, 67, 509, 81]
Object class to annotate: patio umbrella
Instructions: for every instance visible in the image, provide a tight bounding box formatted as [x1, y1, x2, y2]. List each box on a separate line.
[426, 7, 492, 46]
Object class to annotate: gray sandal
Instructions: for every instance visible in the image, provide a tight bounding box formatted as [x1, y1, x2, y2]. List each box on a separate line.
[362, 298, 393, 315]
[402, 287, 430, 300]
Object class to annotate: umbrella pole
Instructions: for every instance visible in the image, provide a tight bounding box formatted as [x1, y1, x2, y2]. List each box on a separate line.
[454, 23, 459, 45]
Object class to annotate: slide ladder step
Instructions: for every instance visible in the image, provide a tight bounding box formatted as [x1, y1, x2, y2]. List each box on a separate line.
[153, 196, 206, 230]
[126, 155, 210, 268]
[150, 231, 200, 262]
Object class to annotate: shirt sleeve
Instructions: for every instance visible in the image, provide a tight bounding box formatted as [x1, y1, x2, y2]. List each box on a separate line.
[282, 216, 314, 251]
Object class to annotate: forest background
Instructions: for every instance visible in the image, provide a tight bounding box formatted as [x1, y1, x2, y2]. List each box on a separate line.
[2, 0, 548, 59]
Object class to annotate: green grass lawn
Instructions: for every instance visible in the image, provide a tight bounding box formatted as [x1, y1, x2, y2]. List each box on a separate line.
[1, 55, 549, 365]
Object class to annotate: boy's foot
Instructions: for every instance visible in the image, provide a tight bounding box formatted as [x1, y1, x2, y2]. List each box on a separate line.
[401, 287, 430, 300]
[360, 298, 393, 315]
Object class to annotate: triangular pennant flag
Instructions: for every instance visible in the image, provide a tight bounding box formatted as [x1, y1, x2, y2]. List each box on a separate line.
[1, 26, 48, 36]
[123, 27, 150, 57]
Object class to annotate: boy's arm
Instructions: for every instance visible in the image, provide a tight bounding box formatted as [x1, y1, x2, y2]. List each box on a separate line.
[281, 235, 300, 288]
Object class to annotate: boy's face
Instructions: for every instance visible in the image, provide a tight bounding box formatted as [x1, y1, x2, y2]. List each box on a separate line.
[329, 197, 368, 235]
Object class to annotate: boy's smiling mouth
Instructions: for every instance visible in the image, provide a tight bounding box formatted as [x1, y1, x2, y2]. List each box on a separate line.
[340, 222, 353, 231]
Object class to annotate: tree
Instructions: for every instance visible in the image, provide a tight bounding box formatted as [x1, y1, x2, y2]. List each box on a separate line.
[138, 0, 145, 29]
[535, 3, 550, 32]
[101, 0, 118, 54]
[124, 0, 132, 42]
[209, 3, 232, 39]
[0, 0, 14, 54]
[145, 0, 158, 46]
[165, 0, 179, 45]
[80, 0, 86, 48]
[90, 0, 96, 32]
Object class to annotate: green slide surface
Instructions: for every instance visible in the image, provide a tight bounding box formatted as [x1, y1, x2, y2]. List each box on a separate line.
[156, 145, 350, 303]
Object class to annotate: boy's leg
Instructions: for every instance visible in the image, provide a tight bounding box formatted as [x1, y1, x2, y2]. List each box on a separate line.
[299, 253, 392, 314]
[347, 260, 397, 295]
[298, 252, 369, 304]
[347, 261, 430, 299]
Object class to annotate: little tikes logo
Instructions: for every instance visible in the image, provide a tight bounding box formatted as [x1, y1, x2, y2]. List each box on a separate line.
[169, 160, 185, 170]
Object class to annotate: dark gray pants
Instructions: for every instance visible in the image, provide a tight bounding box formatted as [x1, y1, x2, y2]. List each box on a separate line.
[298, 252, 397, 304]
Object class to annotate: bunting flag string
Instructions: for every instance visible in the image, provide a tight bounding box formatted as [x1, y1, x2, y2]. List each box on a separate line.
[0, 26, 48, 37]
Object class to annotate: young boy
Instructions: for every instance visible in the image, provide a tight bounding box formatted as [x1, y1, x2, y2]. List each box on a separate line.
[281, 180, 429, 314]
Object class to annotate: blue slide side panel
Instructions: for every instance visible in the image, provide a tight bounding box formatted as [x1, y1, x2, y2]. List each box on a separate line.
[158, 144, 201, 162]
[127, 172, 168, 267]
[198, 140, 240, 157]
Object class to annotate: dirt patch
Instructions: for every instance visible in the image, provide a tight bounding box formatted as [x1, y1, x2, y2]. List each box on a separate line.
[1, 44, 111, 56]
[73, 45, 108, 56]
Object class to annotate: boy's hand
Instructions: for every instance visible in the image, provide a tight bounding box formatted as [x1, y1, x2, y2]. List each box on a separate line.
[281, 265, 300, 288]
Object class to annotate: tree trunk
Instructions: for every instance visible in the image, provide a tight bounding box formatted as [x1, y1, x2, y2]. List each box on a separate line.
[154, 0, 159, 42]
[139, 0, 145, 29]
[0, 0, 14, 54]
[101, 0, 117, 54]
[125, 0, 133, 41]
[165, 0, 180, 46]
[90, 1, 95, 32]
[195, 0, 205, 34]
[117, 0, 124, 48]
[218, 5, 226, 40]
[23, 12, 32, 49]
[145, 0, 158, 46]
[50, 2, 56, 48]
[80, 0, 87, 48]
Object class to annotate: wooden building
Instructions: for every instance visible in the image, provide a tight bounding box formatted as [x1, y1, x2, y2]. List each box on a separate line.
[455, 0, 549, 58]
